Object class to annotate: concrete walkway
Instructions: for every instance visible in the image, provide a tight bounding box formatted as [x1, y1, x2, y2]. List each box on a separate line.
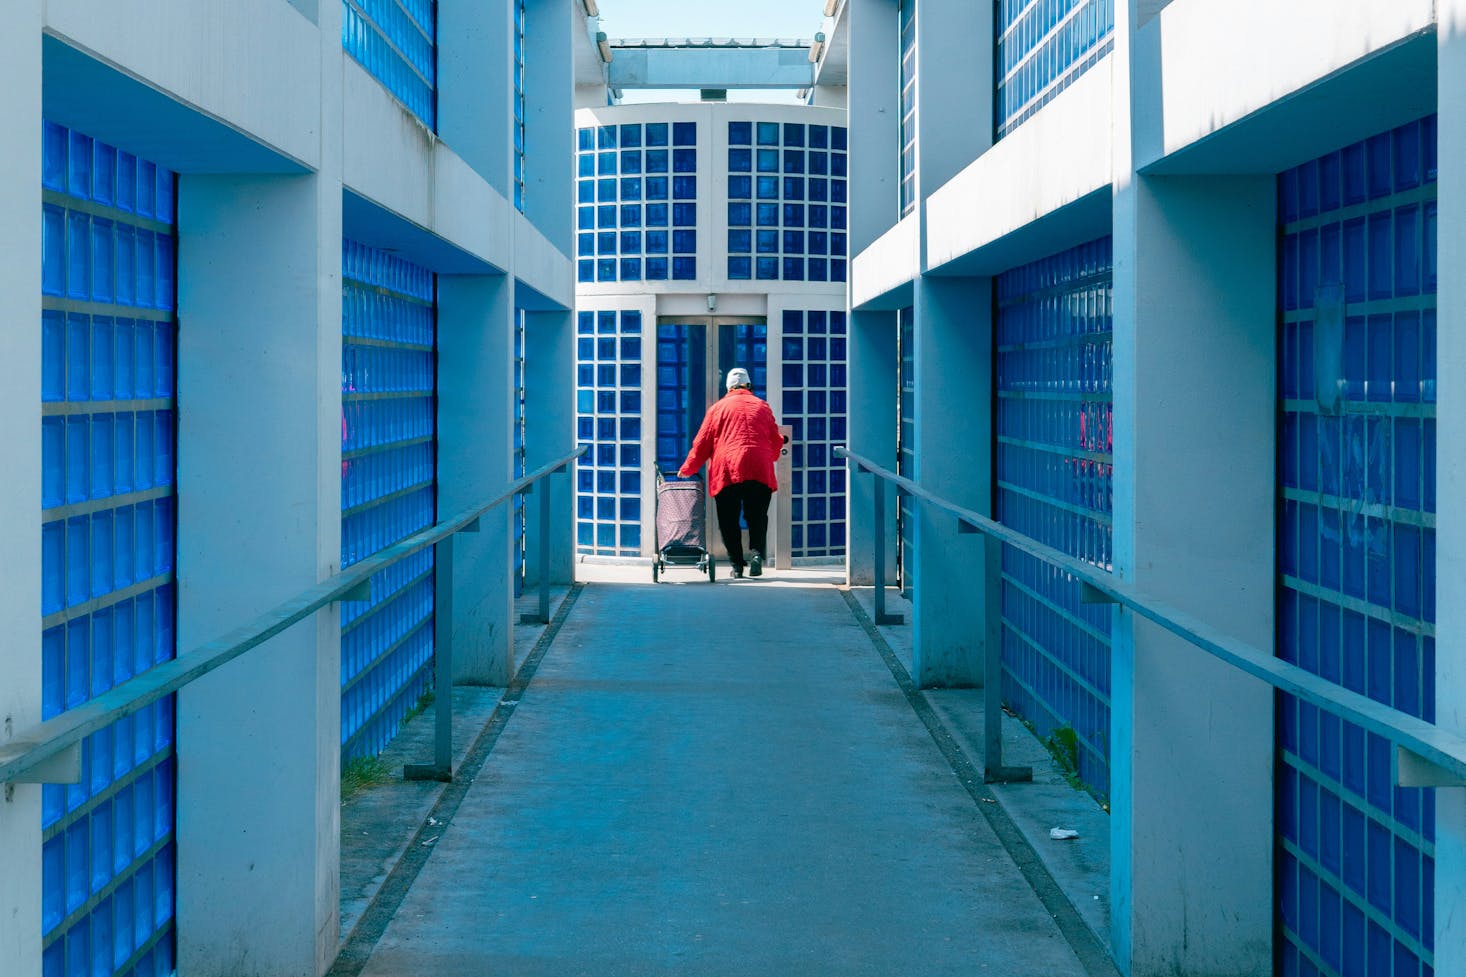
[345, 577, 1102, 977]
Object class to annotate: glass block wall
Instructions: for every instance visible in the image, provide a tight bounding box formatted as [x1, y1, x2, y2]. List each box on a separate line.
[898, 0, 917, 216]
[1276, 117, 1437, 977]
[513, 0, 527, 214]
[342, 0, 437, 130]
[727, 122, 849, 283]
[513, 309, 526, 598]
[897, 306, 916, 595]
[995, 237, 1114, 800]
[782, 311, 849, 558]
[576, 123, 698, 284]
[655, 324, 703, 475]
[340, 239, 437, 764]
[576, 310, 643, 555]
[721, 322, 769, 398]
[40, 121, 179, 977]
[995, 0, 1114, 139]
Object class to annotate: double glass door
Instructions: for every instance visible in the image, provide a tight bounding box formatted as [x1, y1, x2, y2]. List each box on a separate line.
[654, 317, 768, 474]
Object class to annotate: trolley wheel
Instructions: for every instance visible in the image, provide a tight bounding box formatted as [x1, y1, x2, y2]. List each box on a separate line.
[707, 557, 716, 582]
[652, 560, 660, 584]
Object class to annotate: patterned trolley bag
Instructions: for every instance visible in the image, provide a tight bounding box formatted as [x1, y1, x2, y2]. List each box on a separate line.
[652, 470, 714, 581]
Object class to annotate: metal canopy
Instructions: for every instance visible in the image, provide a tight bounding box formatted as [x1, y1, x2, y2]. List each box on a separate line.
[607, 38, 816, 90]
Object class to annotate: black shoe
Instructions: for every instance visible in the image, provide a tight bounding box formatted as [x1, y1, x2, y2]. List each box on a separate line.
[749, 551, 763, 577]
[731, 565, 744, 579]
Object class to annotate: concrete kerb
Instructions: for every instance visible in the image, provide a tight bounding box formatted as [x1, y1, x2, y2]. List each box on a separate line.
[843, 585, 1115, 971]
[336, 584, 577, 954]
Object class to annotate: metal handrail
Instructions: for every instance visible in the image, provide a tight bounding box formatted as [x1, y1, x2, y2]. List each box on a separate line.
[0, 446, 587, 787]
[835, 445, 1466, 788]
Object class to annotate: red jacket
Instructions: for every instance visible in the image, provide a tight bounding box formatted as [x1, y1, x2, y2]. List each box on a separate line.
[679, 388, 783, 496]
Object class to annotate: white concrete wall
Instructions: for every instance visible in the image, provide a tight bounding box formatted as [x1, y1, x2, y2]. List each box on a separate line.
[1434, 4, 1466, 974]
[1145, 0, 1436, 167]
[0, 6, 43, 977]
[2, 2, 586, 974]
[925, 57, 1113, 273]
[43, 0, 322, 169]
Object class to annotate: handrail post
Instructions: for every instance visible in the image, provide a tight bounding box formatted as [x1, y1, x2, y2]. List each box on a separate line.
[871, 469, 903, 626]
[519, 469, 557, 626]
[406, 534, 455, 782]
[983, 532, 1030, 783]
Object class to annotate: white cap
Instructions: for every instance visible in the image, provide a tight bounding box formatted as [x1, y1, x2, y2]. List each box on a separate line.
[726, 367, 751, 390]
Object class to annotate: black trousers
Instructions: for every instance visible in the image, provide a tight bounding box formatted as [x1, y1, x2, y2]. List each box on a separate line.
[713, 480, 772, 569]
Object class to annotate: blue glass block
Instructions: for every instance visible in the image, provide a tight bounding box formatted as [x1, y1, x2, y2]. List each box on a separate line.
[785, 204, 806, 227]
[578, 180, 595, 204]
[729, 229, 752, 253]
[646, 257, 668, 280]
[832, 127, 847, 151]
[579, 129, 595, 152]
[756, 149, 779, 174]
[755, 176, 778, 200]
[672, 257, 696, 280]
[672, 122, 696, 146]
[578, 154, 595, 178]
[728, 256, 752, 280]
[756, 230, 778, 254]
[783, 150, 805, 174]
[673, 149, 697, 173]
[809, 151, 829, 176]
[646, 230, 669, 254]
[621, 151, 642, 175]
[673, 176, 696, 200]
[809, 178, 828, 202]
[597, 126, 617, 150]
[728, 202, 752, 226]
[672, 203, 697, 227]
[757, 122, 779, 146]
[645, 150, 668, 175]
[620, 178, 642, 201]
[757, 203, 779, 227]
[832, 180, 848, 203]
[728, 121, 753, 145]
[784, 177, 805, 200]
[619, 124, 642, 149]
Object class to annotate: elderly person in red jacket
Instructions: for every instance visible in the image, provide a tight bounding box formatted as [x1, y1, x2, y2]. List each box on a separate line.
[679, 367, 784, 578]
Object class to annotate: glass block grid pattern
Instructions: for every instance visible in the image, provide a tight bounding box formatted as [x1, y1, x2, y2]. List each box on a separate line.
[727, 122, 849, 283]
[341, 239, 436, 764]
[514, 310, 526, 599]
[577, 123, 698, 283]
[577, 310, 644, 555]
[40, 121, 179, 977]
[897, 306, 916, 595]
[722, 322, 769, 399]
[899, 0, 917, 216]
[343, 0, 437, 129]
[996, 0, 1114, 139]
[513, 0, 526, 214]
[1276, 116, 1438, 977]
[781, 311, 849, 558]
[655, 324, 702, 474]
[995, 237, 1114, 801]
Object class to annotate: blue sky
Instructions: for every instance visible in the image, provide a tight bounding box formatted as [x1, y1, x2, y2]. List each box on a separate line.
[597, 0, 827, 40]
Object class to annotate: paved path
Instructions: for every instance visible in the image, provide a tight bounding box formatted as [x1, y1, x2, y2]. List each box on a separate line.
[353, 579, 1094, 977]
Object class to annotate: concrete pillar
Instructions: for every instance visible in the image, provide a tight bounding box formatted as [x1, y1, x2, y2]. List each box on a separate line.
[438, 0, 512, 196]
[524, 307, 576, 586]
[439, 274, 517, 685]
[1109, 173, 1276, 974]
[1433, 4, 1466, 972]
[175, 170, 344, 977]
[0, 4, 43, 974]
[846, 0, 900, 256]
[910, 276, 991, 687]
[846, 309, 899, 587]
[914, 0, 993, 201]
[524, 0, 574, 253]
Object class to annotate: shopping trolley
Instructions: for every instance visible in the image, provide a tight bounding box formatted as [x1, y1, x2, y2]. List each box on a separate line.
[651, 469, 715, 583]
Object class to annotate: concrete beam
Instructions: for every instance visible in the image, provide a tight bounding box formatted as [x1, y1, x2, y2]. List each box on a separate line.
[608, 46, 814, 89]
